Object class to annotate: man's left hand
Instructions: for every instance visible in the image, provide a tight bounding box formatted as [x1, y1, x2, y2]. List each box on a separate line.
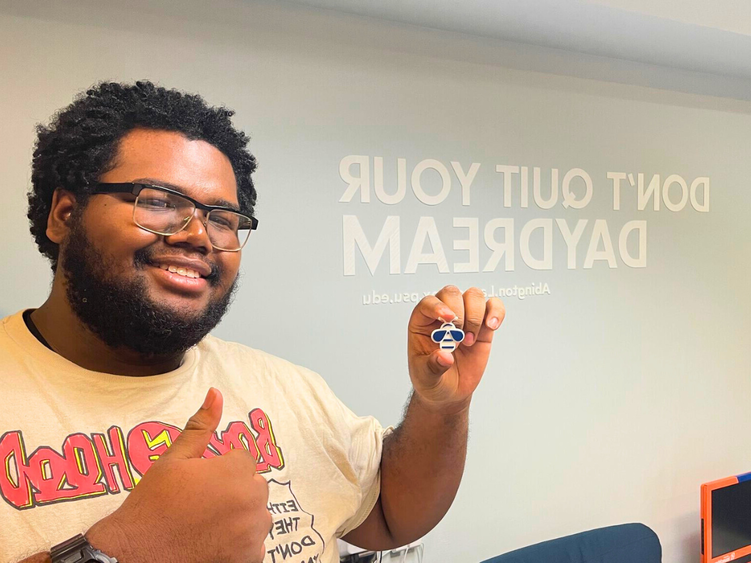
[407, 286, 505, 411]
[344, 285, 505, 550]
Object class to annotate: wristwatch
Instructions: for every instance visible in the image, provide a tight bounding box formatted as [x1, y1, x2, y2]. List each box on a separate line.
[50, 534, 118, 563]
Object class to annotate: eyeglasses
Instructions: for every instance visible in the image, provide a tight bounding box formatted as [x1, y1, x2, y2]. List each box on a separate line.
[92, 183, 258, 252]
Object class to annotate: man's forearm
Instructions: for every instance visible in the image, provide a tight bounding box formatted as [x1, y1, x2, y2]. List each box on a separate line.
[379, 391, 470, 546]
[18, 554, 50, 563]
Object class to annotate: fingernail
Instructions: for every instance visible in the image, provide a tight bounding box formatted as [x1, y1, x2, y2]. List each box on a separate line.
[440, 309, 455, 320]
[488, 317, 500, 329]
[464, 332, 475, 346]
[201, 388, 216, 410]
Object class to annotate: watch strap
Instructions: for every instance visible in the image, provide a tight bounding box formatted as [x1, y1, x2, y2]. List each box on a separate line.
[50, 534, 118, 563]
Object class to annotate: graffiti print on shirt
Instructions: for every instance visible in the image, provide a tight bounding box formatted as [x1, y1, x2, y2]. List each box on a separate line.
[266, 480, 325, 563]
[0, 408, 283, 510]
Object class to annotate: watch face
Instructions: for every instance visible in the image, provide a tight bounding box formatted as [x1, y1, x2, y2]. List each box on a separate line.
[84, 547, 118, 563]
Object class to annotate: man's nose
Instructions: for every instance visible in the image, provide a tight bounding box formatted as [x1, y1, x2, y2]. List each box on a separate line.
[165, 209, 213, 253]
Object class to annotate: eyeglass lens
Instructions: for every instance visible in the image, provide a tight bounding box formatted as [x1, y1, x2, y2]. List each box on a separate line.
[134, 187, 251, 250]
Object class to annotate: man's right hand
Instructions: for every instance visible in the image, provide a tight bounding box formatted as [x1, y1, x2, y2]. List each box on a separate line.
[86, 388, 271, 563]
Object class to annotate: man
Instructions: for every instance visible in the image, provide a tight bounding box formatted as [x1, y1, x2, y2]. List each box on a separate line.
[0, 81, 505, 563]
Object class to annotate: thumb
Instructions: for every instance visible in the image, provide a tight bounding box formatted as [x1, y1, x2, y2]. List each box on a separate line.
[164, 388, 223, 460]
[429, 349, 455, 375]
[413, 350, 454, 382]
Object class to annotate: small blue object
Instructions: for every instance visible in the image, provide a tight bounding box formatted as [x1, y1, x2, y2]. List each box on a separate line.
[431, 321, 465, 352]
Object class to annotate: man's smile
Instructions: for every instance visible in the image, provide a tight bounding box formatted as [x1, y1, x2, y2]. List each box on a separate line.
[149, 264, 209, 294]
[148, 255, 213, 278]
[158, 264, 203, 279]
[137, 251, 219, 297]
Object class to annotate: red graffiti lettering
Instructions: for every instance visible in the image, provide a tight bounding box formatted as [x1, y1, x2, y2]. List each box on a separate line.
[92, 426, 135, 493]
[250, 408, 284, 472]
[127, 422, 181, 476]
[25, 448, 66, 503]
[25, 434, 107, 505]
[0, 431, 33, 509]
[209, 421, 261, 461]
[60, 434, 107, 499]
[2, 409, 284, 511]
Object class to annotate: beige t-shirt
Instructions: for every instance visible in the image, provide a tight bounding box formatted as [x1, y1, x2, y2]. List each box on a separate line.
[0, 311, 385, 563]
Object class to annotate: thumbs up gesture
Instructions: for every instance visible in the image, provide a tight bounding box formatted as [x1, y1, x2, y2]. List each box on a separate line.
[86, 389, 271, 563]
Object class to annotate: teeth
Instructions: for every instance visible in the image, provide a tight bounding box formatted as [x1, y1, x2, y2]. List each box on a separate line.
[159, 264, 201, 278]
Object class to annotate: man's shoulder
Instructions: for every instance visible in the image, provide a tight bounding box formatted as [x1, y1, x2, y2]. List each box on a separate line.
[197, 334, 295, 367]
[0, 310, 39, 358]
[196, 334, 330, 390]
[1, 310, 24, 335]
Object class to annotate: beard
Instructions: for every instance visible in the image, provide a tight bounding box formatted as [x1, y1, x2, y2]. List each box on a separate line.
[61, 216, 238, 357]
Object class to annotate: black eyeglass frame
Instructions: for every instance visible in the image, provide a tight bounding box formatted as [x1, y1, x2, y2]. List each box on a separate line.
[92, 182, 258, 251]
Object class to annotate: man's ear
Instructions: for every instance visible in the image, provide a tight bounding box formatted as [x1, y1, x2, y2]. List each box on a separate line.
[46, 189, 78, 244]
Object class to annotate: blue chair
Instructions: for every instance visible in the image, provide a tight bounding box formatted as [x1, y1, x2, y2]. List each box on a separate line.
[480, 523, 661, 563]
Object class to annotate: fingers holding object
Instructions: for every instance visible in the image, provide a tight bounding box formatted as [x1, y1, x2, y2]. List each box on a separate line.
[460, 287, 488, 346]
[434, 285, 464, 325]
[413, 293, 458, 329]
[477, 297, 505, 343]
[414, 287, 504, 349]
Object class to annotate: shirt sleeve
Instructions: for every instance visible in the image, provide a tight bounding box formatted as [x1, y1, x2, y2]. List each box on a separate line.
[292, 365, 390, 538]
[335, 410, 392, 538]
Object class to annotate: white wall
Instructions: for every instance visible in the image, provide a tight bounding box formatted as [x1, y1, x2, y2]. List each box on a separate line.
[592, 0, 751, 36]
[1, 1, 750, 561]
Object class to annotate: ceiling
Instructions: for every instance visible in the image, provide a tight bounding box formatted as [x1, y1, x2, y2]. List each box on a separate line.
[282, 0, 751, 80]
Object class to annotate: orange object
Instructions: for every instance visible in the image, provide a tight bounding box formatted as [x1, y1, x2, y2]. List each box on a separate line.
[701, 472, 751, 563]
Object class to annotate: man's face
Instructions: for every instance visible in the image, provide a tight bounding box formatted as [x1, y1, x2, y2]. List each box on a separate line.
[58, 129, 243, 355]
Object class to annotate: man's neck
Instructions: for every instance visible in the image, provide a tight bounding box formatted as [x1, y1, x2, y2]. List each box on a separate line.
[31, 281, 185, 376]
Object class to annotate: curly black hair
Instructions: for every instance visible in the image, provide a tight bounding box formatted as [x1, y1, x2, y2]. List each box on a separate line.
[28, 80, 257, 270]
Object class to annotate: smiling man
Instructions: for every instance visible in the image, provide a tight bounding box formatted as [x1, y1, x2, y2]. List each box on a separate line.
[0, 81, 504, 563]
